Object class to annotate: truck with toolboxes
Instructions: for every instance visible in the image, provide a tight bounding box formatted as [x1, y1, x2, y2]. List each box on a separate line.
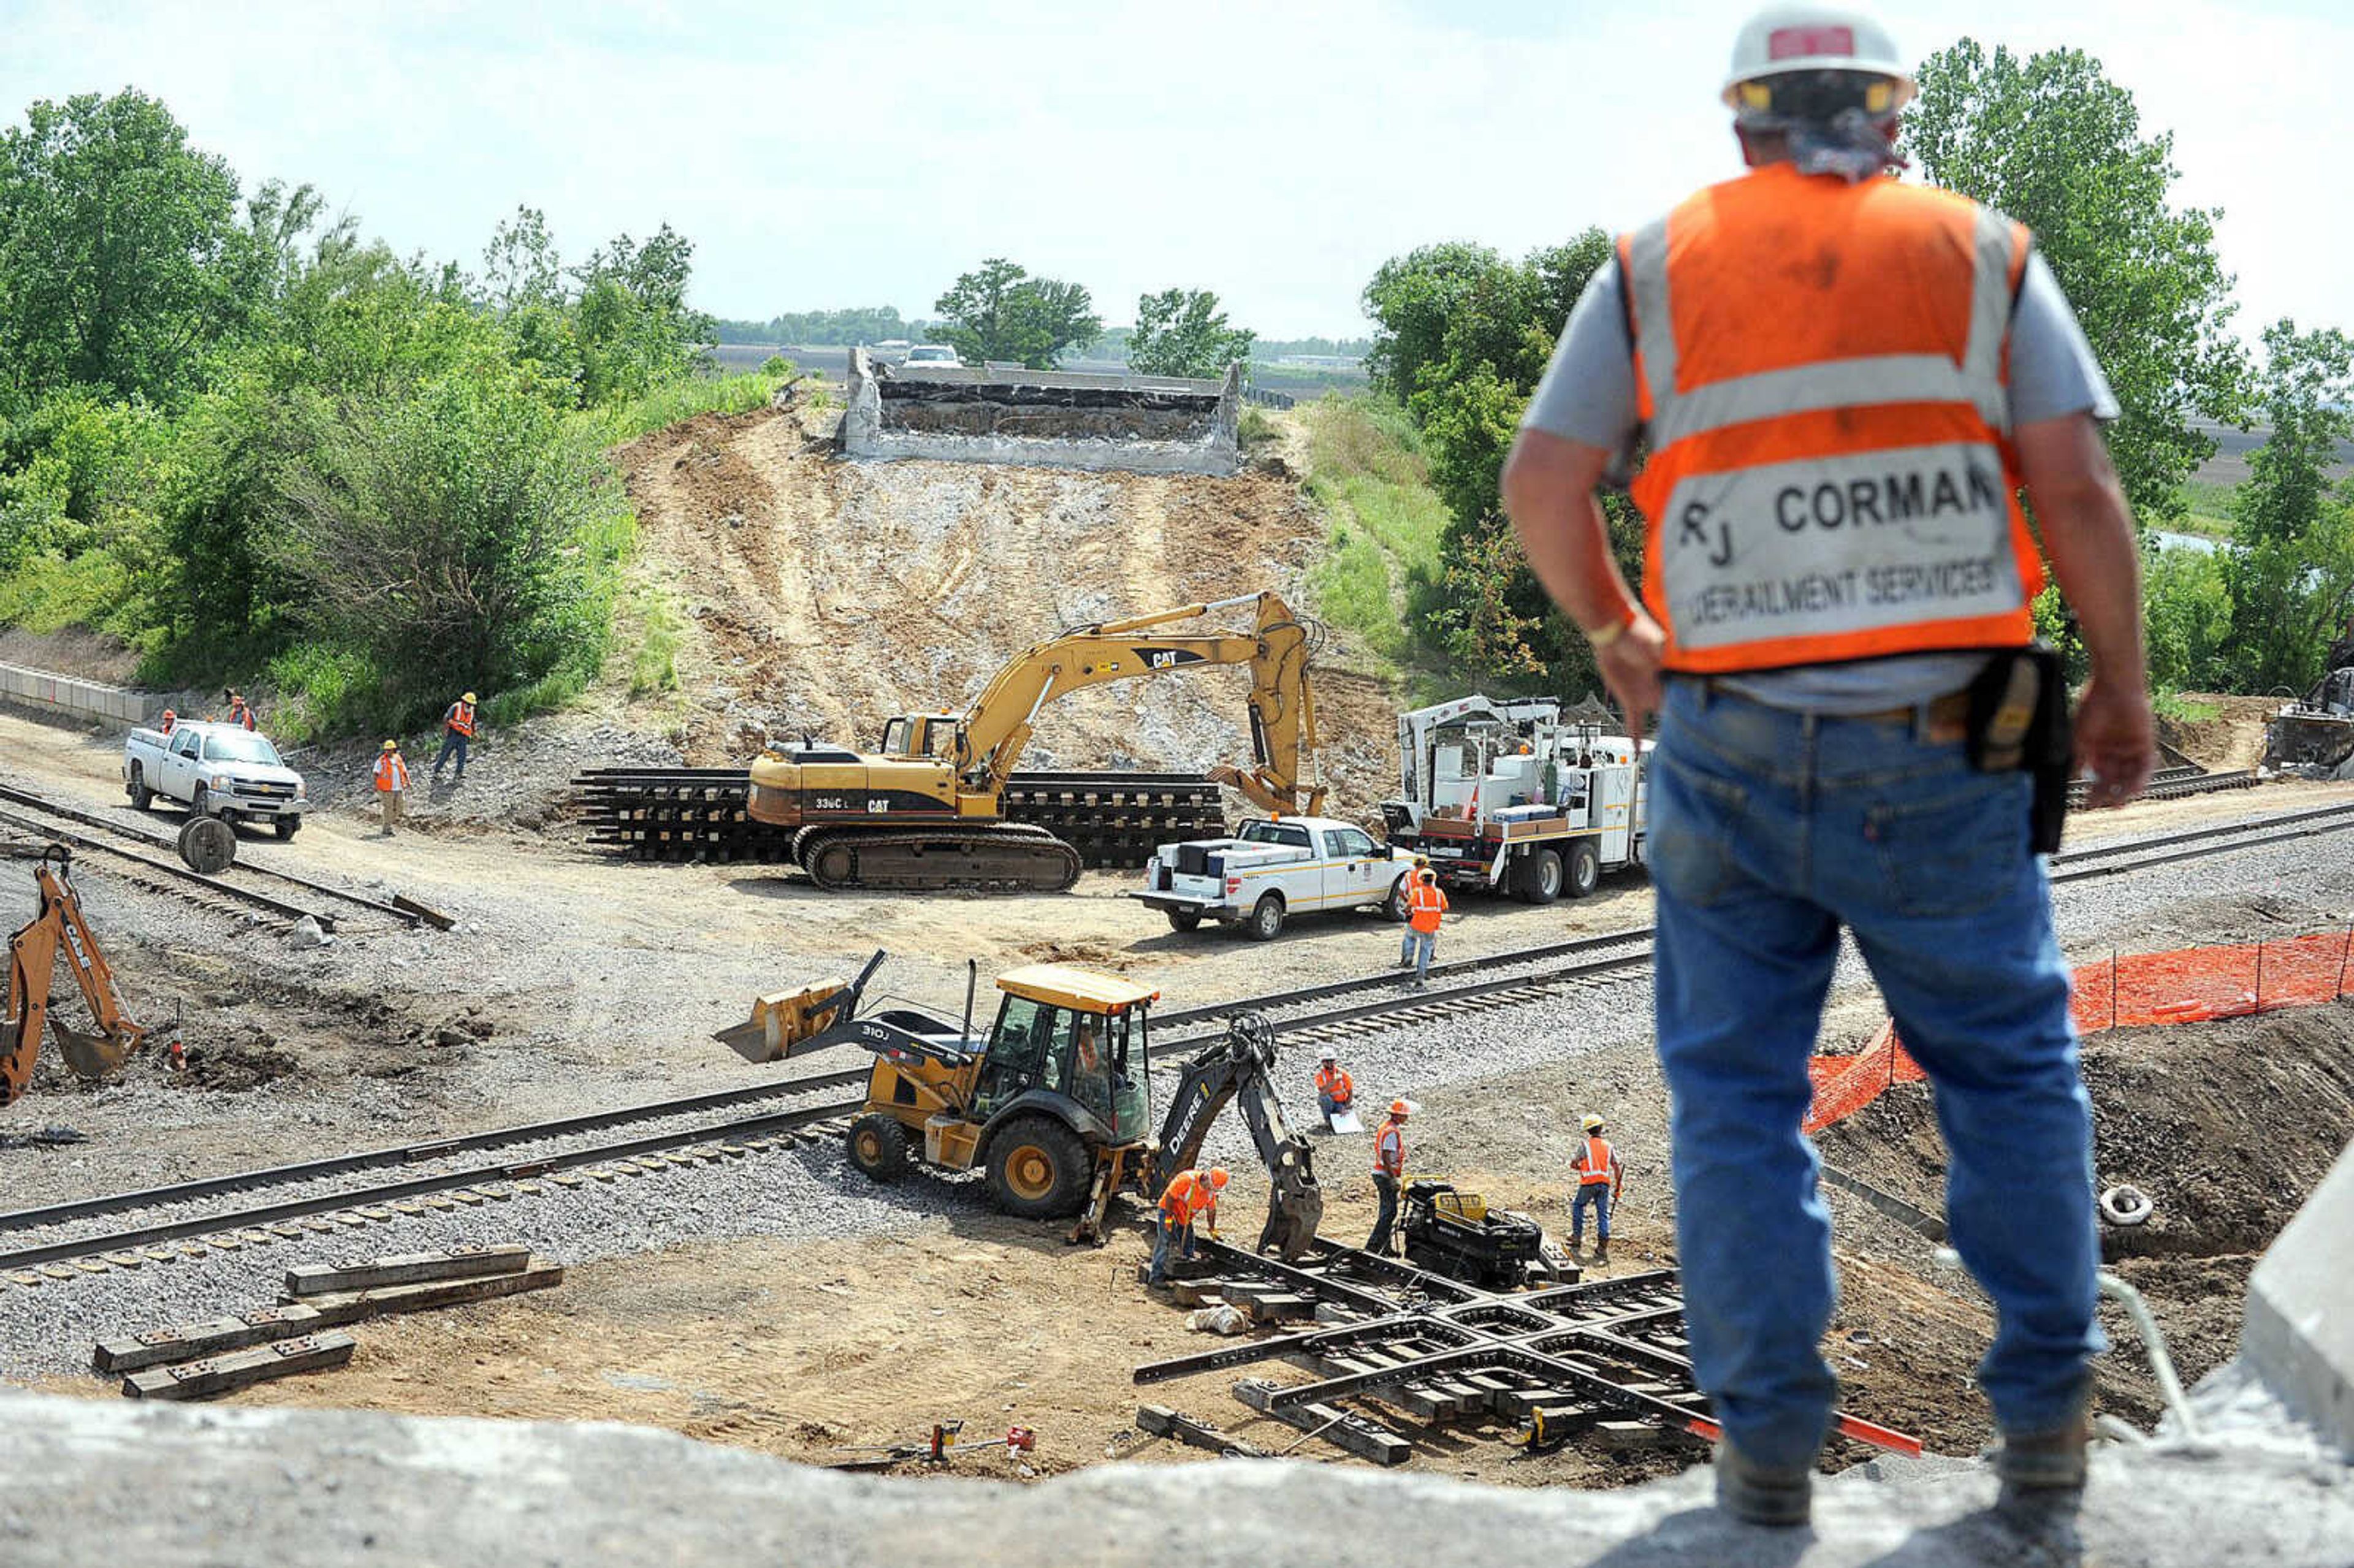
[121, 720, 310, 837]
[1130, 816, 1409, 939]
[1380, 695, 1647, 902]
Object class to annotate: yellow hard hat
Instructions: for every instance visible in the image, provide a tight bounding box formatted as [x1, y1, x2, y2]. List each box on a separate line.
[1413, 854, 1430, 867]
[1582, 1114, 1606, 1133]
[463, 691, 477, 703]
[381, 739, 398, 751]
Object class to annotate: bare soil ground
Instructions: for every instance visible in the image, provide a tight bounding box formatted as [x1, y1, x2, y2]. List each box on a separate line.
[2161, 694, 2288, 773]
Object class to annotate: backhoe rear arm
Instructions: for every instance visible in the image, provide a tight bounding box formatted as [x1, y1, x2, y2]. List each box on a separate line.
[2, 850, 147, 1107]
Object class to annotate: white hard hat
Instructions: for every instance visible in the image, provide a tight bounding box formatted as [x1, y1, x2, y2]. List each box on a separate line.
[1318, 1046, 1338, 1061]
[1721, 6, 1914, 112]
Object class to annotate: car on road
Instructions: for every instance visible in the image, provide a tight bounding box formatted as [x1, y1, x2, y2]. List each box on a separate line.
[1132, 816, 1408, 940]
[122, 720, 310, 838]
[902, 344, 962, 367]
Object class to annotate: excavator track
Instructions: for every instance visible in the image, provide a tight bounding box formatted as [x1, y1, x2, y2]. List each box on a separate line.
[794, 824, 1084, 892]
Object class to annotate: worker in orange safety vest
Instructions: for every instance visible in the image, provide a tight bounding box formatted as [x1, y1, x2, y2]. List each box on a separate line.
[1365, 1099, 1414, 1255]
[1312, 1046, 1355, 1131]
[1569, 1113, 1625, 1263]
[226, 691, 256, 731]
[372, 739, 409, 836]
[1396, 866, 1449, 989]
[157, 708, 177, 736]
[433, 691, 478, 783]
[1148, 1166, 1228, 1286]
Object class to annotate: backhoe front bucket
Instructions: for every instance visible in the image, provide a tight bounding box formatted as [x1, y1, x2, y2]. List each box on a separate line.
[53, 1019, 134, 1079]
[715, 980, 852, 1064]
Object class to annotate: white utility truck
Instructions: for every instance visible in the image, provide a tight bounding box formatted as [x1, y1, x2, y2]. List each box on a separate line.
[122, 721, 310, 838]
[1380, 695, 1647, 902]
[1132, 816, 1409, 940]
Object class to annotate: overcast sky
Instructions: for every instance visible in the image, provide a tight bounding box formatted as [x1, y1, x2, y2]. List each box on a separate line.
[2, 1, 2346, 342]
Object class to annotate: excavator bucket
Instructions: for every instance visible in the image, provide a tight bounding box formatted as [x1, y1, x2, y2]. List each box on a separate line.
[51, 1019, 134, 1079]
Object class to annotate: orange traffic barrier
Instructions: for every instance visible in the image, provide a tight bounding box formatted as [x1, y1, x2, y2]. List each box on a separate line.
[1805, 930, 2354, 1135]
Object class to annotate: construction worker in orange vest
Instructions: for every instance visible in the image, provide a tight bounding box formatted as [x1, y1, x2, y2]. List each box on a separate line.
[1312, 1046, 1354, 1132]
[1148, 1166, 1228, 1286]
[1365, 1099, 1413, 1255]
[1500, 6, 2154, 1524]
[157, 708, 177, 736]
[1397, 866, 1448, 989]
[433, 691, 478, 783]
[372, 740, 409, 836]
[227, 691, 256, 731]
[1569, 1113, 1625, 1263]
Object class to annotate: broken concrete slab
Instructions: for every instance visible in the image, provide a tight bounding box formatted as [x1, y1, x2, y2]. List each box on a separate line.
[2243, 1136, 2354, 1457]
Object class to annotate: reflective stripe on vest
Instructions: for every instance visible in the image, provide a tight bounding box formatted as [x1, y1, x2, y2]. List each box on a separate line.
[1372, 1122, 1403, 1177]
[449, 701, 476, 738]
[1576, 1136, 1615, 1186]
[1315, 1066, 1352, 1102]
[1408, 881, 1446, 933]
[1618, 164, 2042, 674]
[373, 755, 408, 791]
[1160, 1170, 1203, 1221]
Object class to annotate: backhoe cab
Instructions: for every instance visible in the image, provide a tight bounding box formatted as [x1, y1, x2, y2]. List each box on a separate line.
[3, 846, 149, 1107]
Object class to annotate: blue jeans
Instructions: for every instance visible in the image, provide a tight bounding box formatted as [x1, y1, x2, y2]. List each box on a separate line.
[1401, 929, 1436, 981]
[1317, 1090, 1347, 1128]
[1650, 680, 2098, 1470]
[1148, 1216, 1195, 1285]
[1572, 1183, 1612, 1243]
[433, 732, 470, 777]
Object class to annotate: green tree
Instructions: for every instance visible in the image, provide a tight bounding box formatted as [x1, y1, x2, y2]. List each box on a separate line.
[1128, 288, 1254, 378]
[1361, 230, 1629, 687]
[1905, 41, 2245, 527]
[933, 259, 1102, 369]
[571, 224, 713, 405]
[2217, 322, 2354, 693]
[0, 89, 262, 412]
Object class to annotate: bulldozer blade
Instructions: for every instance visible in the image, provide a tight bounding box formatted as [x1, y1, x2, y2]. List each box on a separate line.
[53, 1021, 131, 1079]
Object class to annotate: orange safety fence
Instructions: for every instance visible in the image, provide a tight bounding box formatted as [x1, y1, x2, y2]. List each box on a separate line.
[1804, 929, 2354, 1135]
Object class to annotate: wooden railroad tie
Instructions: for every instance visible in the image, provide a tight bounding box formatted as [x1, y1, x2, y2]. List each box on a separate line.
[121, 1333, 356, 1400]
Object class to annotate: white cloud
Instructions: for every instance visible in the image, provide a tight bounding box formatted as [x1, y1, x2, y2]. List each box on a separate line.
[0, 0, 2342, 340]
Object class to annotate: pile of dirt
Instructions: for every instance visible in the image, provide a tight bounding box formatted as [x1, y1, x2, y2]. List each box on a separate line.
[2160, 694, 2284, 773]
[169, 1033, 302, 1092]
[0, 627, 143, 685]
[612, 407, 1401, 816]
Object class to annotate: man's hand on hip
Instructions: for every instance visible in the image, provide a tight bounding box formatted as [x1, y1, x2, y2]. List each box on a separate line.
[2073, 674, 2156, 808]
[1599, 616, 1668, 739]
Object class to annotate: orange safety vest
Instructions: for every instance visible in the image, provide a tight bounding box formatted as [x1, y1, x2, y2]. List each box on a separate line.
[1575, 1136, 1617, 1187]
[158, 711, 176, 734]
[1407, 878, 1447, 934]
[1314, 1065, 1353, 1105]
[1371, 1119, 1404, 1178]
[1618, 162, 2041, 675]
[373, 753, 409, 792]
[1159, 1170, 1209, 1224]
[447, 700, 476, 738]
[230, 701, 255, 731]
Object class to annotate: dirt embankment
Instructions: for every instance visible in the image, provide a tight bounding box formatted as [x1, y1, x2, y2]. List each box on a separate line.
[613, 408, 1401, 817]
[2160, 695, 2286, 774]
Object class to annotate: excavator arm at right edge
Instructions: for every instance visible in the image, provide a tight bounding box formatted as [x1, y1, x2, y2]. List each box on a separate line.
[2, 847, 147, 1108]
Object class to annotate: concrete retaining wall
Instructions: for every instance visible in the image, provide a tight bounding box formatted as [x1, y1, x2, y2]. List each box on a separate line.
[0, 661, 167, 729]
[2244, 1136, 2354, 1456]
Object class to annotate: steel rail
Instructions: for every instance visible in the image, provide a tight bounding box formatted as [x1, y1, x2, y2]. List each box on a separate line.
[0, 802, 351, 931]
[0, 1088, 868, 1274]
[0, 1066, 871, 1237]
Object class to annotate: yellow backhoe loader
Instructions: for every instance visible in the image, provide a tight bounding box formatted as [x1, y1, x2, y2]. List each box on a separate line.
[2, 847, 148, 1106]
[719, 951, 1322, 1254]
[745, 591, 1325, 892]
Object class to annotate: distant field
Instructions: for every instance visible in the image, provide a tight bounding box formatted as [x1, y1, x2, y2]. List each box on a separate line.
[2188, 418, 2354, 487]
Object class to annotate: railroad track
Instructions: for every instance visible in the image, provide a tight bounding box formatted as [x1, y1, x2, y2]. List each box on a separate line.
[569, 767, 1225, 870]
[0, 780, 425, 932]
[0, 1069, 871, 1286]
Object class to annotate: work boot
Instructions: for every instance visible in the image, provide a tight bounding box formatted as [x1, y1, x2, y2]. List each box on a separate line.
[1713, 1442, 1814, 1528]
[1593, 1239, 1610, 1265]
[1995, 1396, 2091, 1502]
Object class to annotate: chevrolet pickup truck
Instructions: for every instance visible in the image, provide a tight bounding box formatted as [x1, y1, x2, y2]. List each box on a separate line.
[1131, 816, 1408, 940]
[123, 721, 309, 838]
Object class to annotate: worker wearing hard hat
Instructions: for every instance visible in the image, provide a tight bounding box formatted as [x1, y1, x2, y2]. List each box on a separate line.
[1364, 1099, 1414, 1255]
[1398, 864, 1448, 989]
[371, 740, 409, 837]
[1148, 1166, 1228, 1287]
[1312, 1047, 1354, 1131]
[433, 691, 479, 784]
[1500, 4, 2151, 1526]
[1568, 1114, 1624, 1264]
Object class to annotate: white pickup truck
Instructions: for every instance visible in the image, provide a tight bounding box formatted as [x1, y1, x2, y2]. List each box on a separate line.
[122, 721, 310, 839]
[1131, 816, 1409, 940]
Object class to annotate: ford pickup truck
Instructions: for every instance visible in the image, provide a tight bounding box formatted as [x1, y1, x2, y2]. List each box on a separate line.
[1131, 816, 1407, 940]
[123, 721, 310, 838]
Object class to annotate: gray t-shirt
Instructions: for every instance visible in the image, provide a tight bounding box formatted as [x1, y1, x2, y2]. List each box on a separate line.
[1523, 248, 2117, 713]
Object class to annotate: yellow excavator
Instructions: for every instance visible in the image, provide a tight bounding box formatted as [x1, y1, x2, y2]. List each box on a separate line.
[720, 951, 1323, 1254]
[2, 847, 148, 1106]
[745, 590, 1325, 892]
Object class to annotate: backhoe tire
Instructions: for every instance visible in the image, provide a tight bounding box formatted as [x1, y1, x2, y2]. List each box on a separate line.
[847, 1114, 912, 1184]
[986, 1116, 1093, 1219]
[1565, 840, 1602, 899]
[273, 815, 301, 841]
[1165, 908, 1203, 934]
[1513, 847, 1563, 905]
[1244, 892, 1285, 942]
[128, 766, 153, 812]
